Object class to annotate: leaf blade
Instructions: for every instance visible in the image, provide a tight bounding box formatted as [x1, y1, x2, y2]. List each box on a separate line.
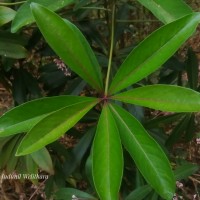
[0, 6, 16, 26]
[16, 98, 98, 155]
[112, 85, 200, 112]
[30, 3, 103, 92]
[54, 188, 97, 200]
[125, 185, 152, 200]
[109, 13, 200, 94]
[92, 105, 123, 200]
[0, 41, 27, 59]
[109, 103, 175, 200]
[137, 0, 192, 24]
[0, 96, 96, 137]
[174, 163, 199, 180]
[11, 0, 74, 33]
[31, 147, 54, 174]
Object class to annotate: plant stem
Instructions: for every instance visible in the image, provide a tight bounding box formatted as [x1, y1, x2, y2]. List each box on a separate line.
[105, 3, 115, 96]
[0, 1, 26, 6]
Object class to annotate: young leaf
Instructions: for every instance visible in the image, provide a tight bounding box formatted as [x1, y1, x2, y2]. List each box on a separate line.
[108, 13, 200, 94]
[0, 6, 16, 26]
[16, 98, 98, 155]
[109, 103, 175, 200]
[112, 85, 200, 112]
[11, 0, 74, 33]
[0, 96, 95, 137]
[137, 0, 192, 24]
[31, 148, 54, 174]
[92, 104, 123, 200]
[30, 3, 103, 92]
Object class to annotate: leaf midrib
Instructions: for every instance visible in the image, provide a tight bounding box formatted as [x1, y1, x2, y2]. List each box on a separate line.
[2, 100, 94, 133]
[21, 100, 97, 153]
[110, 104, 165, 188]
[104, 108, 112, 199]
[110, 15, 194, 94]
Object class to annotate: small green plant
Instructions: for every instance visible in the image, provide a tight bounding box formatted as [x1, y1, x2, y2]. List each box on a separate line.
[1, 1, 200, 200]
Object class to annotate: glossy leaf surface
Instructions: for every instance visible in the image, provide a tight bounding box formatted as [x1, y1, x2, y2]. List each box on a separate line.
[11, 0, 74, 33]
[109, 104, 175, 200]
[0, 6, 16, 26]
[109, 13, 200, 94]
[16, 98, 98, 155]
[112, 85, 200, 112]
[0, 96, 96, 137]
[31, 148, 54, 174]
[31, 3, 103, 92]
[137, 0, 192, 24]
[92, 105, 123, 200]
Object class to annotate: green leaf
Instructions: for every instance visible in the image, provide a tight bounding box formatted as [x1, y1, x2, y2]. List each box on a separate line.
[25, 155, 38, 184]
[11, 0, 74, 33]
[112, 85, 200, 112]
[54, 188, 97, 200]
[64, 127, 95, 176]
[109, 103, 175, 200]
[125, 185, 152, 200]
[92, 105, 123, 200]
[31, 148, 54, 174]
[30, 3, 103, 92]
[85, 153, 95, 190]
[0, 41, 27, 59]
[0, 95, 95, 137]
[144, 113, 183, 129]
[137, 0, 192, 24]
[16, 98, 98, 155]
[5, 136, 21, 173]
[0, 30, 27, 45]
[0, 6, 16, 26]
[184, 114, 196, 141]
[165, 115, 191, 147]
[0, 137, 12, 151]
[0, 136, 19, 170]
[186, 48, 199, 90]
[174, 163, 199, 180]
[108, 13, 200, 94]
